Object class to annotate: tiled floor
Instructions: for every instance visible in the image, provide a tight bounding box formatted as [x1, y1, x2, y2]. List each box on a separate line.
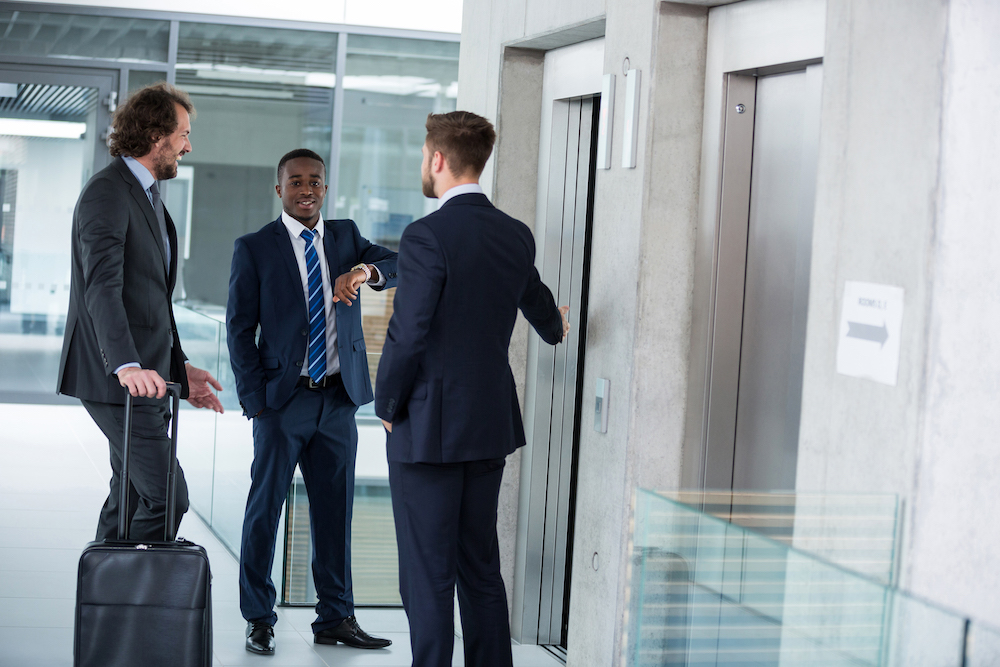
[0, 404, 562, 667]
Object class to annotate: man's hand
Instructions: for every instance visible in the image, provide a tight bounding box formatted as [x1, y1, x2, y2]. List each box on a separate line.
[186, 362, 224, 413]
[381, 419, 392, 433]
[332, 267, 369, 305]
[559, 306, 571, 340]
[118, 367, 167, 399]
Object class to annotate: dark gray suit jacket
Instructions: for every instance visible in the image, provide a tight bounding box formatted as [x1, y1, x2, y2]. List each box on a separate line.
[57, 157, 189, 404]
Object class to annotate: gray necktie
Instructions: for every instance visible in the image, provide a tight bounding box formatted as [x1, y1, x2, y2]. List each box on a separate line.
[148, 181, 171, 269]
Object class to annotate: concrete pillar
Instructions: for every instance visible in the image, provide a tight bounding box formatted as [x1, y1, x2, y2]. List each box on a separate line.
[564, 4, 708, 665]
[904, 0, 1000, 628]
[797, 0, 1000, 628]
[459, 1, 709, 663]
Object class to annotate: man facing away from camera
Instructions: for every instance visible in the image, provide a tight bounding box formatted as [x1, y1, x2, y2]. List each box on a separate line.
[227, 148, 397, 655]
[375, 111, 570, 667]
[58, 82, 224, 544]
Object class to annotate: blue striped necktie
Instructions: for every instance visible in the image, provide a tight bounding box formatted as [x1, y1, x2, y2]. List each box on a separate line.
[300, 228, 327, 383]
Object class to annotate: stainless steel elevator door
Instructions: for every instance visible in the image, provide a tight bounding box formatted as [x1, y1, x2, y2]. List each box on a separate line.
[518, 95, 596, 648]
[732, 65, 822, 490]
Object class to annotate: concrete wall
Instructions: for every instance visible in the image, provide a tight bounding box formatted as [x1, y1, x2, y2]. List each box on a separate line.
[459, 0, 708, 663]
[797, 0, 1000, 629]
[6, 0, 463, 34]
[468, 0, 1000, 661]
[907, 0, 1000, 627]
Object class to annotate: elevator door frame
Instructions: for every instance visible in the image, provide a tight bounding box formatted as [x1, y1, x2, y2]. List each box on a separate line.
[511, 37, 603, 650]
[682, 0, 827, 492]
[702, 62, 822, 491]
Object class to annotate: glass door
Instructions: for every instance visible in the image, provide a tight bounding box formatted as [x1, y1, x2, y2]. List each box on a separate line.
[0, 66, 117, 403]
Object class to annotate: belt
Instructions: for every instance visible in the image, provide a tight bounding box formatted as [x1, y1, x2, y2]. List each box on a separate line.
[297, 373, 341, 390]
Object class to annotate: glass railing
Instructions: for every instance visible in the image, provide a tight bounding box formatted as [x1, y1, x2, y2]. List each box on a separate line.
[627, 489, 1000, 666]
[173, 303, 400, 606]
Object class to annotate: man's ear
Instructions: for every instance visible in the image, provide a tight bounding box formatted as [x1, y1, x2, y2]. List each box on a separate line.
[275, 184, 282, 197]
[433, 150, 446, 174]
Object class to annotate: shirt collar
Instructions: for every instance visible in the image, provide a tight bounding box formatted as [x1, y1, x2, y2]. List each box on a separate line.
[438, 182, 484, 207]
[281, 210, 325, 239]
[122, 156, 155, 192]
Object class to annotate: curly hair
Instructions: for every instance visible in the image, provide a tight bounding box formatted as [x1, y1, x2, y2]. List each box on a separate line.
[424, 111, 495, 178]
[109, 83, 194, 158]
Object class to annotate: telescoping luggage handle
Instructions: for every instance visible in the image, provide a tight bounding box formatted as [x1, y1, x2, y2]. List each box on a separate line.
[119, 382, 181, 543]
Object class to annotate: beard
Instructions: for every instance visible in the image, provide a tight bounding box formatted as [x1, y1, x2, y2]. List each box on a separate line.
[151, 143, 179, 180]
[422, 169, 436, 198]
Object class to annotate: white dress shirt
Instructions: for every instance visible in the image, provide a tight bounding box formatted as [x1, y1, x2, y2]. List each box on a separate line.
[438, 182, 485, 207]
[114, 157, 162, 377]
[281, 211, 341, 377]
[280, 212, 386, 377]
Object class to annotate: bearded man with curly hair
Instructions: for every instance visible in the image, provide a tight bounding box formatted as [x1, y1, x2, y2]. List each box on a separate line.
[58, 82, 224, 543]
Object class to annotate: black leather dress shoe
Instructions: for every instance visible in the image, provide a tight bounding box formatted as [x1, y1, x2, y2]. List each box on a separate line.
[246, 621, 275, 655]
[314, 615, 391, 649]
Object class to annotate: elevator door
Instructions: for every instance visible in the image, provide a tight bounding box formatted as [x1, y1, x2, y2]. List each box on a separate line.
[517, 95, 596, 649]
[705, 63, 822, 491]
[733, 66, 822, 490]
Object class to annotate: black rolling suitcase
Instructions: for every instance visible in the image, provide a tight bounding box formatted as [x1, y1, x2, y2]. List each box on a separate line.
[74, 383, 212, 667]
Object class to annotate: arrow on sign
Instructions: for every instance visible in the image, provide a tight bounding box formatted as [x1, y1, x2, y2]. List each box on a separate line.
[847, 321, 888, 347]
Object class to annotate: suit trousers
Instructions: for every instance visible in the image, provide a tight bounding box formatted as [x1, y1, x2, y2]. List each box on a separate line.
[389, 457, 513, 667]
[239, 379, 358, 632]
[82, 399, 189, 542]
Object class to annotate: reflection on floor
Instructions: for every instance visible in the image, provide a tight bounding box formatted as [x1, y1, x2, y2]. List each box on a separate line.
[0, 329, 76, 403]
[0, 404, 562, 666]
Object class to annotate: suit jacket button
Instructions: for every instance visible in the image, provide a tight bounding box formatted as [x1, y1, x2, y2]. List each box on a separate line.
[387, 398, 396, 411]
[295, 361, 303, 367]
[301, 329, 307, 336]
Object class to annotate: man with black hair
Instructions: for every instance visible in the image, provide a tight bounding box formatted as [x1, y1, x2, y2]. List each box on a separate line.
[227, 149, 397, 655]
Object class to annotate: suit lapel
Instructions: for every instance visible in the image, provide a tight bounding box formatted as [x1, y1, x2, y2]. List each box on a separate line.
[322, 221, 341, 279]
[114, 158, 169, 276]
[322, 221, 342, 321]
[165, 207, 178, 290]
[272, 219, 308, 316]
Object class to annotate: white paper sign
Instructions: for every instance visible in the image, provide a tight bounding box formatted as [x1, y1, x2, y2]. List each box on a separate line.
[836, 281, 905, 386]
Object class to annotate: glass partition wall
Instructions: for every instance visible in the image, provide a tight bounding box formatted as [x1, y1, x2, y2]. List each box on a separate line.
[0, 2, 459, 607]
[627, 489, 1000, 666]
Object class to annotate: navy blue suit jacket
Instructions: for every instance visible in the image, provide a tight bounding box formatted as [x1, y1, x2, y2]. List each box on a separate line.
[374, 193, 563, 463]
[227, 216, 397, 417]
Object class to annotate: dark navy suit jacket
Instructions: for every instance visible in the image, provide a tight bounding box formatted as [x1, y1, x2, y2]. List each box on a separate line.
[227, 216, 397, 417]
[374, 193, 563, 463]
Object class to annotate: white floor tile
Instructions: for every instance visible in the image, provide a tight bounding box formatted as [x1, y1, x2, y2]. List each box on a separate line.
[308, 632, 412, 666]
[0, 547, 82, 572]
[0, 403, 567, 667]
[213, 629, 326, 666]
[2, 526, 97, 550]
[0, 569, 77, 599]
[0, 597, 76, 628]
[0, 508, 96, 530]
[0, 627, 73, 667]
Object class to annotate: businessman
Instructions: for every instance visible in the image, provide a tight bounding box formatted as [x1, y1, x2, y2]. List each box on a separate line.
[375, 111, 570, 667]
[58, 83, 224, 543]
[227, 149, 397, 655]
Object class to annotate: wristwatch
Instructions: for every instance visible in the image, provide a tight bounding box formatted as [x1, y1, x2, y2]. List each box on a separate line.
[352, 263, 372, 282]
